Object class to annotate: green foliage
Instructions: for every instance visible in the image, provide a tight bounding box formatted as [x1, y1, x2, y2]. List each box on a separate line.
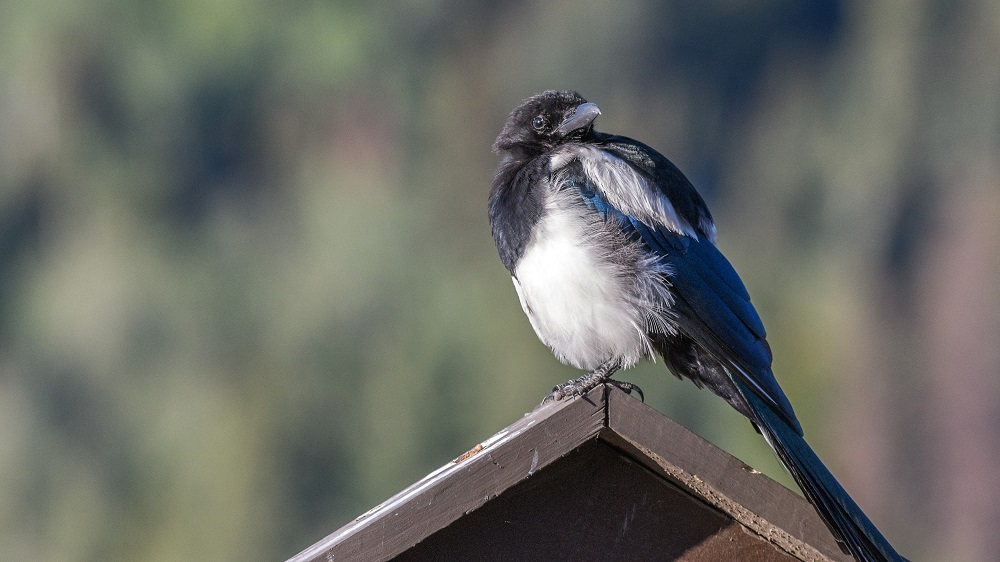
[2, 1, 999, 560]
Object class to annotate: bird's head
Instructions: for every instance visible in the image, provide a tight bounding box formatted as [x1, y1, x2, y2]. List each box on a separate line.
[493, 90, 601, 154]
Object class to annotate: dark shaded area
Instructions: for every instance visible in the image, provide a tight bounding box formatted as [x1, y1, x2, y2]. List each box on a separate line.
[0, 180, 45, 335]
[69, 40, 130, 143]
[168, 70, 274, 226]
[665, 2, 844, 102]
[399, 440, 791, 562]
[644, 1, 845, 200]
[279, 430, 355, 532]
[883, 171, 938, 306]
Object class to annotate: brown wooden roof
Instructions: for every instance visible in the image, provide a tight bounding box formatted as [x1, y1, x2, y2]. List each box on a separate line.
[288, 385, 851, 562]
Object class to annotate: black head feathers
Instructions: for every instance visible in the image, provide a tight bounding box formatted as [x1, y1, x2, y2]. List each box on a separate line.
[493, 90, 599, 154]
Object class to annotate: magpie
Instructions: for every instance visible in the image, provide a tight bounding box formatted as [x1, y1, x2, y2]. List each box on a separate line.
[489, 90, 904, 562]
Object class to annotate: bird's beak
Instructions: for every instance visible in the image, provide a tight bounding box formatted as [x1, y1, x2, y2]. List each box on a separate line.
[556, 102, 601, 137]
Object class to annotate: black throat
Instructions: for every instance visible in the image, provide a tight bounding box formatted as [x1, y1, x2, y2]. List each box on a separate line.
[488, 151, 550, 274]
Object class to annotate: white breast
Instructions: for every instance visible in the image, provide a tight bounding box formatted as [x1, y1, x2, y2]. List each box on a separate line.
[512, 191, 674, 371]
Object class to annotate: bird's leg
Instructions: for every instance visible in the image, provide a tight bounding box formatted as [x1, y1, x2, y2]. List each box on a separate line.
[543, 358, 643, 404]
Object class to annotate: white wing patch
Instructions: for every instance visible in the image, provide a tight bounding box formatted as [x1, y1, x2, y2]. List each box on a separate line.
[550, 145, 700, 240]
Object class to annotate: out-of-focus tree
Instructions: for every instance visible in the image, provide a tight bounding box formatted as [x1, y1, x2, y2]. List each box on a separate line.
[1, 1, 997, 560]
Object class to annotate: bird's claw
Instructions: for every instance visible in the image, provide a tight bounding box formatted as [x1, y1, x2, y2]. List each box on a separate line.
[608, 380, 644, 402]
[541, 377, 644, 405]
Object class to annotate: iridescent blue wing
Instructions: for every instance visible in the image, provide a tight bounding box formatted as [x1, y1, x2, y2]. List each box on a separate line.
[560, 153, 800, 431]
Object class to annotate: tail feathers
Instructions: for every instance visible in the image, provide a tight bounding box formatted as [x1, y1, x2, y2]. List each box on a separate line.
[741, 383, 906, 562]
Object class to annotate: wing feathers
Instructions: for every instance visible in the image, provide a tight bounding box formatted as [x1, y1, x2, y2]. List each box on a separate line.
[529, 119, 903, 562]
[558, 145, 797, 428]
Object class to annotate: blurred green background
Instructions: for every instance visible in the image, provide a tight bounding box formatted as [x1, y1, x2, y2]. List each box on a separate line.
[2, 1, 999, 560]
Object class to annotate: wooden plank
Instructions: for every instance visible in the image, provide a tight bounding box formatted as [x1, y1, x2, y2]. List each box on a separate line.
[395, 439, 798, 562]
[603, 387, 851, 562]
[287, 386, 607, 562]
[289, 383, 856, 562]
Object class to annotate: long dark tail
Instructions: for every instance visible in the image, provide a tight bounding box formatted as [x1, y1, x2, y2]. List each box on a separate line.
[738, 380, 906, 562]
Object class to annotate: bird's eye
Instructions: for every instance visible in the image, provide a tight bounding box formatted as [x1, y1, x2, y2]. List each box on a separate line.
[531, 116, 546, 131]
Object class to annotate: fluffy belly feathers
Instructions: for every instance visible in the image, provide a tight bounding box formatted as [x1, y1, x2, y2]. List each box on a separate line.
[512, 198, 672, 370]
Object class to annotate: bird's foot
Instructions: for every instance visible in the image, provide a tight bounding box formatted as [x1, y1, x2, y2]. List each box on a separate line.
[542, 375, 644, 404]
[543, 371, 606, 403]
[609, 380, 644, 402]
[541, 359, 641, 404]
